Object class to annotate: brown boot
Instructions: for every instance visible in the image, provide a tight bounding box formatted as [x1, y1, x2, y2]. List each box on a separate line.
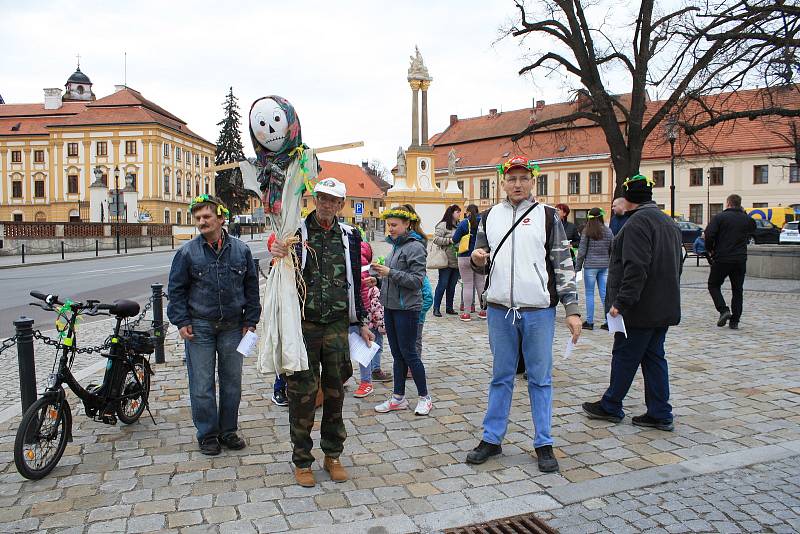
[323, 456, 349, 482]
[294, 466, 315, 487]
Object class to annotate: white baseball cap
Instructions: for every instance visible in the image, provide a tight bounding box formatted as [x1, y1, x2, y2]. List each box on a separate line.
[314, 177, 347, 198]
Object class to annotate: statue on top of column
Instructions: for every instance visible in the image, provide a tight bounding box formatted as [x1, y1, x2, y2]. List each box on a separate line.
[407, 46, 432, 81]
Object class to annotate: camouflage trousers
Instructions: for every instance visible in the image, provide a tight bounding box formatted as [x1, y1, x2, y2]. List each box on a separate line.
[286, 317, 353, 468]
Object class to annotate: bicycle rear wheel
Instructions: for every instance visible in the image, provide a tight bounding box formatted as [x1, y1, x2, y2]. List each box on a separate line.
[116, 355, 150, 424]
[14, 396, 71, 480]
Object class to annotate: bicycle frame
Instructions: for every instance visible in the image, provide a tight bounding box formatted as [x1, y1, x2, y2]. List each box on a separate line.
[44, 305, 150, 424]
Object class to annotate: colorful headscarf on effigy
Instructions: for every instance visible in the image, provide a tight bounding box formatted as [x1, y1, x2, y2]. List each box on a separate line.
[248, 95, 306, 214]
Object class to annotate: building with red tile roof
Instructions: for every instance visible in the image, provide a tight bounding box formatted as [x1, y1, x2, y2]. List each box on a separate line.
[0, 66, 215, 224]
[430, 88, 800, 225]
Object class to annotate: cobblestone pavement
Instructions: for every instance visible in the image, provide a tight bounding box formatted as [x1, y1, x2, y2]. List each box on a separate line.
[0, 266, 797, 533]
[539, 457, 800, 533]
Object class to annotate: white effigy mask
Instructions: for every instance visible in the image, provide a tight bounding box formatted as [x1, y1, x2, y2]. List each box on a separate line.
[250, 97, 288, 152]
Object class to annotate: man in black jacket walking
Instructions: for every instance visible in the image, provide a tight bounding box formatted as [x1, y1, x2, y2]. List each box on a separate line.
[582, 175, 682, 432]
[704, 194, 756, 330]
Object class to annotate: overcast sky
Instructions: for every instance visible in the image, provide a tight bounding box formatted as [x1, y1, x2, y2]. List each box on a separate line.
[2, 0, 610, 173]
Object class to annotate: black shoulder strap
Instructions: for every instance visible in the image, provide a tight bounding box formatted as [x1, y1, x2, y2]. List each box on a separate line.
[482, 202, 539, 296]
[543, 205, 555, 252]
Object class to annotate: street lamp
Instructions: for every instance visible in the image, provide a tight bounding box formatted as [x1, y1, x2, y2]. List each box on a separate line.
[114, 166, 121, 254]
[666, 118, 677, 219]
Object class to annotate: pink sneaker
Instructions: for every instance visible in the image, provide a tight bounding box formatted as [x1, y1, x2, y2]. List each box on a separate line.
[374, 396, 409, 413]
[459, 313, 472, 322]
[477, 310, 487, 319]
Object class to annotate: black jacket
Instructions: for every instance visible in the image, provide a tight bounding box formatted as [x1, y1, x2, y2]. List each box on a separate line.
[704, 208, 756, 263]
[606, 201, 682, 329]
[562, 220, 580, 249]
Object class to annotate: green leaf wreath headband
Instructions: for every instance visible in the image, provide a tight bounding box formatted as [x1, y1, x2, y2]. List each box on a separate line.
[380, 208, 420, 222]
[189, 194, 230, 217]
[496, 156, 541, 178]
[587, 208, 606, 219]
[623, 174, 655, 190]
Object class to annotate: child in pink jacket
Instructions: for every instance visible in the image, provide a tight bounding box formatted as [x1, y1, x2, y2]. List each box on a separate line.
[354, 241, 391, 397]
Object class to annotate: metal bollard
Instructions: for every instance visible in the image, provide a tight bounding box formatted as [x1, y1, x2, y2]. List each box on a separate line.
[150, 236, 153, 252]
[95, 239, 99, 256]
[21, 244, 25, 264]
[61, 241, 65, 260]
[124, 238, 128, 254]
[14, 316, 36, 412]
[171, 236, 175, 250]
[250, 225, 254, 239]
[254, 258, 260, 280]
[151, 283, 165, 364]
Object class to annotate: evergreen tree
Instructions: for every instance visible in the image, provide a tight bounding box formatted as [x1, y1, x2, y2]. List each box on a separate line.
[214, 87, 251, 215]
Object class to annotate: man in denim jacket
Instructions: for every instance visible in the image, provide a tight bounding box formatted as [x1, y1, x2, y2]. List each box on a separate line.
[167, 195, 261, 455]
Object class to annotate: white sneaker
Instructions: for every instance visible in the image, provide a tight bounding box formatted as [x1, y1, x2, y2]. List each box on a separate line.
[414, 396, 433, 416]
[375, 396, 409, 413]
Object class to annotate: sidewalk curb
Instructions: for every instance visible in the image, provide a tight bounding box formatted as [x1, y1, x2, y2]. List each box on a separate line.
[0, 237, 268, 270]
[0, 247, 177, 270]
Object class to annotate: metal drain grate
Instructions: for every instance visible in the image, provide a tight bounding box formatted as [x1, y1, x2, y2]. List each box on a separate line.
[445, 512, 558, 534]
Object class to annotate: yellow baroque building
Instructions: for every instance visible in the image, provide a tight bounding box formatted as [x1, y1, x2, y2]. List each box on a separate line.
[0, 65, 215, 224]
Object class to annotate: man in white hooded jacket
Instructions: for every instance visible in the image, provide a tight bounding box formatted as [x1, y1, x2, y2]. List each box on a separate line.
[467, 156, 582, 473]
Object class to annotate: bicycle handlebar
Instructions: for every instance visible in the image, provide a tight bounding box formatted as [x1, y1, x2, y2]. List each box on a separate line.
[30, 291, 111, 315]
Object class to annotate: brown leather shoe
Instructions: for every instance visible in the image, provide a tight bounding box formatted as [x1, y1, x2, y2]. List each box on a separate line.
[294, 466, 315, 487]
[323, 456, 349, 482]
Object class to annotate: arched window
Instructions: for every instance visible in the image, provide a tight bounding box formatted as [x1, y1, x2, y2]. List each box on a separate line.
[164, 172, 170, 195]
[195, 179, 200, 197]
[204, 177, 210, 195]
[186, 177, 191, 198]
[35, 211, 47, 222]
[68, 209, 81, 223]
[176, 210, 182, 225]
[164, 210, 171, 224]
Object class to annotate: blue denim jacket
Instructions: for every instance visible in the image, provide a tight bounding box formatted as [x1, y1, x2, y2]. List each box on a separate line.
[167, 232, 261, 329]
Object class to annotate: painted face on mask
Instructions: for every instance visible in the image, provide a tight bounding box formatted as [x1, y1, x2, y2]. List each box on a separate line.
[250, 98, 288, 152]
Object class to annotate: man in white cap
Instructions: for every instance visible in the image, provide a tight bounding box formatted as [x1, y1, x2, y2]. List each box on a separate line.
[270, 177, 373, 487]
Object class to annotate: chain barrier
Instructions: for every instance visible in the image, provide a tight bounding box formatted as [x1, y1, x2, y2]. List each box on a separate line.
[129, 297, 154, 330]
[0, 335, 18, 356]
[32, 330, 111, 354]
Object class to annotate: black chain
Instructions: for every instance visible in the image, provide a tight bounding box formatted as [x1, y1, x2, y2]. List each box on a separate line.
[32, 330, 111, 354]
[0, 335, 18, 356]
[129, 297, 154, 329]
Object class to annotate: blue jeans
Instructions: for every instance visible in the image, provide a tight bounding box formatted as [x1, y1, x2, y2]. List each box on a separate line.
[384, 308, 427, 397]
[483, 305, 556, 448]
[184, 319, 244, 441]
[434, 267, 460, 312]
[601, 327, 672, 421]
[583, 268, 608, 325]
[358, 328, 383, 382]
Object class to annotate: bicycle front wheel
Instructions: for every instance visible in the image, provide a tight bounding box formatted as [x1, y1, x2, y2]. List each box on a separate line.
[14, 396, 71, 480]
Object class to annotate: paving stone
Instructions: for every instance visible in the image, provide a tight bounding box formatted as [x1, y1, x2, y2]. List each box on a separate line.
[126, 513, 166, 533]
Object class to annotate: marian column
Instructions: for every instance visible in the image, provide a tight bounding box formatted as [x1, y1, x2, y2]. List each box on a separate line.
[387, 46, 464, 234]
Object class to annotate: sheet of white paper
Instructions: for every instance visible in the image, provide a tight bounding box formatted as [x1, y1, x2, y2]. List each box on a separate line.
[575, 270, 583, 283]
[564, 338, 577, 359]
[237, 330, 258, 357]
[348, 331, 380, 368]
[606, 313, 627, 338]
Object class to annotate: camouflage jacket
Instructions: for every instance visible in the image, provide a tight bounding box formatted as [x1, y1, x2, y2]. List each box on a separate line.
[474, 198, 579, 316]
[293, 211, 367, 326]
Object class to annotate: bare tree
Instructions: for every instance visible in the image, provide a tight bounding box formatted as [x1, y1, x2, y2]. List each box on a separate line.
[508, 0, 800, 196]
[363, 159, 393, 192]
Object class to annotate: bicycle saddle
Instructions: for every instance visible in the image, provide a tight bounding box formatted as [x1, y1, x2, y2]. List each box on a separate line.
[109, 299, 140, 318]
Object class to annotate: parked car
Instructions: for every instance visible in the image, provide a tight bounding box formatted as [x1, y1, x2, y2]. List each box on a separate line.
[750, 219, 781, 244]
[676, 221, 703, 244]
[780, 221, 800, 244]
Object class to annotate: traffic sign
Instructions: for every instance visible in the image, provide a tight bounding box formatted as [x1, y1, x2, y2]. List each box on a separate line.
[355, 213, 363, 223]
[354, 202, 364, 215]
